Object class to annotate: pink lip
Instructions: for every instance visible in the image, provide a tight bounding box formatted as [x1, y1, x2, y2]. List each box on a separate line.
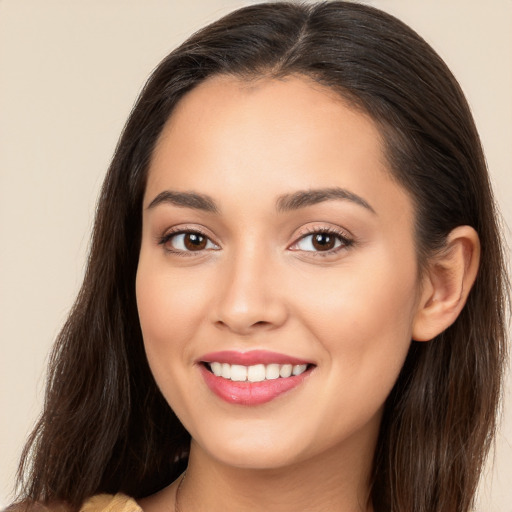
[197, 351, 314, 406]
[199, 350, 310, 366]
[199, 365, 312, 406]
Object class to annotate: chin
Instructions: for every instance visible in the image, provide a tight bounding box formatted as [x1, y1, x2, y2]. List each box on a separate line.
[188, 418, 333, 472]
[203, 441, 307, 471]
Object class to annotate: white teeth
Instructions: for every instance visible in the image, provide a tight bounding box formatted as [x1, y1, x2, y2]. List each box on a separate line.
[280, 364, 293, 378]
[211, 362, 222, 377]
[221, 363, 231, 379]
[208, 362, 309, 381]
[230, 364, 247, 382]
[265, 364, 280, 380]
[292, 364, 308, 376]
[247, 364, 266, 382]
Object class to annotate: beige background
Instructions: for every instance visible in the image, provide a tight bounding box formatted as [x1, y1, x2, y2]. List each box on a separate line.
[1, 0, 510, 510]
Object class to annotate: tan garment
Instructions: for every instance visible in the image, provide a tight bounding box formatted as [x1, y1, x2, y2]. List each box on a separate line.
[80, 495, 141, 512]
[3, 494, 141, 512]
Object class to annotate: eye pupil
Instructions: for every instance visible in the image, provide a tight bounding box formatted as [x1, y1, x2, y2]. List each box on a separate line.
[184, 233, 207, 250]
[312, 233, 335, 250]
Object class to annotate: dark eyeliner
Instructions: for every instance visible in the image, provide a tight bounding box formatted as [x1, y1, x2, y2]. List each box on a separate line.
[157, 227, 215, 256]
[292, 226, 355, 257]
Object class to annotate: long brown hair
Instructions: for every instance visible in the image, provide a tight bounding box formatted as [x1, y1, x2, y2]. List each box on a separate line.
[13, 2, 509, 511]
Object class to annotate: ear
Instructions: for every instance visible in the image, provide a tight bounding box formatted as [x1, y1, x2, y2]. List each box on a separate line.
[412, 226, 480, 342]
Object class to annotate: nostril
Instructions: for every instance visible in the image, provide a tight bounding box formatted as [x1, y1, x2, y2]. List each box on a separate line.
[253, 320, 271, 327]
[213, 318, 274, 333]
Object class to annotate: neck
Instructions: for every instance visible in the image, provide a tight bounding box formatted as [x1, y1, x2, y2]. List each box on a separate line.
[178, 433, 376, 512]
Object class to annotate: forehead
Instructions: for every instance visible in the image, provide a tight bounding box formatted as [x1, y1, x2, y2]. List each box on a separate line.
[155, 74, 382, 158]
[151, 74, 384, 165]
[145, 74, 413, 228]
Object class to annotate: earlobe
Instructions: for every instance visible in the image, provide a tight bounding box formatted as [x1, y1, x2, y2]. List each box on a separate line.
[412, 226, 480, 342]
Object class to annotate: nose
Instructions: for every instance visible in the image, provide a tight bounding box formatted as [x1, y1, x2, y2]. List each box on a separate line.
[212, 246, 288, 335]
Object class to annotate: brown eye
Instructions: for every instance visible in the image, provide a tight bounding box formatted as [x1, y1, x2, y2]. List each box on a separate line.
[161, 231, 219, 253]
[311, 233, 336, 251]
[291, 230, 351, 253]
[183, 233, 207, 251]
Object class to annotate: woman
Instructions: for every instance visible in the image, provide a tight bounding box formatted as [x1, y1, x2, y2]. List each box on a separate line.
[8, 2, 508, 512]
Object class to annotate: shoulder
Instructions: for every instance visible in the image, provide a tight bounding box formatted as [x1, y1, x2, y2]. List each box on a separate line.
[2, 494, 141, 512]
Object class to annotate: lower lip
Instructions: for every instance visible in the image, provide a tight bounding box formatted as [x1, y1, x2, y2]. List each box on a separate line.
[199, 365, 312, 405]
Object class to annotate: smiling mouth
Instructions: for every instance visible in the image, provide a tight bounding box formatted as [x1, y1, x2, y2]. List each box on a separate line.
[198, 350, 315, 405]
[203, 362, 311, 382]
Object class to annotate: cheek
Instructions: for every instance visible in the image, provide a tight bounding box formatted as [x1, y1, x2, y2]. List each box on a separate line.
[296, 249, 418, 394]
[136, 262, 206, 348]
[291, 273, 416, 447]
[135, 261, 210, 415]
[302, 259, 417, 334]
[135, 259, 212, 403]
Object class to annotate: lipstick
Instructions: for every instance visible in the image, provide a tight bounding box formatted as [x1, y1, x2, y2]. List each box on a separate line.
[198, 350, 314, 405]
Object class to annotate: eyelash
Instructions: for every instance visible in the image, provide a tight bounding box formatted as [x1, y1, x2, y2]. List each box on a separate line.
[158, 226, 354, 257]
[290, 227, 354, 257]
[158, 227, 217, 257]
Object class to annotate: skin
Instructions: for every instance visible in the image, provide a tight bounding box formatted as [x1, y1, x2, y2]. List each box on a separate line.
[136, 75, 480, 512]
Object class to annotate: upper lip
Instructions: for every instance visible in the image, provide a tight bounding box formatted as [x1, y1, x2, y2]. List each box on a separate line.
[198, 350, 313, 366]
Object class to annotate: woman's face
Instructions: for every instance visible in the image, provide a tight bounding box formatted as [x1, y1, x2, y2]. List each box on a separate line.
[136, 75, 423, 471]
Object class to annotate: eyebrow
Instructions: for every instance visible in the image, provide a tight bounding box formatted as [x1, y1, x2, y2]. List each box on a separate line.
[146, 187, 375, 215]
[147, 190, 219, 213]
[276, 187, 376, 214]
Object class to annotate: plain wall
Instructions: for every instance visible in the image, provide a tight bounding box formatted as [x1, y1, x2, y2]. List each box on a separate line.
[1, 0, 510, 509]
